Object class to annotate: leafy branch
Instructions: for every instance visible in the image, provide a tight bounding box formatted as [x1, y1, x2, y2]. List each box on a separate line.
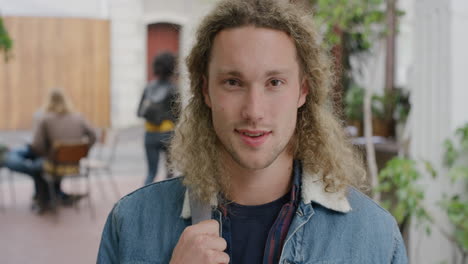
[311, 0, 387, 49]
[376, 157, 435, 234]
[439, 123, 468, 262]
[0, 16, 13, 62]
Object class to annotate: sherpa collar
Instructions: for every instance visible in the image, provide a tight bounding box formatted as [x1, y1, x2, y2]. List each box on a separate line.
[181, 161, 351, 219]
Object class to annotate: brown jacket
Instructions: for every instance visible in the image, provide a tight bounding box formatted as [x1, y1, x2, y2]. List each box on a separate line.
[31, 112, 96, 158]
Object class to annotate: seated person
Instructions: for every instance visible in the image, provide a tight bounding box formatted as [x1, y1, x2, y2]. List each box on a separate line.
[2, 88, 96, 214]
[2, 145, 44, 203]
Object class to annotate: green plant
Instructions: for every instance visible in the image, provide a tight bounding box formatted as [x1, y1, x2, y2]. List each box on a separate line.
[0, 16, 13, 61]
[440, 123, 468, 261]
[393, 87, 411, 124]
[371, 89, 397, 122]
[375, 157, 435, 234]
[439, 195, 468, 252]
[310, 0, 390, 105]
[443, 124, 468, 173]
[311, 0, 386, 50]
[344, 83, 365, 121]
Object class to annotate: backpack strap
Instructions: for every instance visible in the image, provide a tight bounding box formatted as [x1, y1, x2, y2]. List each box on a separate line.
[188, 188, 212, 225]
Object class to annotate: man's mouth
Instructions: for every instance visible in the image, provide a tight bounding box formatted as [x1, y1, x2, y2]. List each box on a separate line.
[235, 129, 271, 147]
[236, 129, 270, 136]
[241, 131, 266, 137]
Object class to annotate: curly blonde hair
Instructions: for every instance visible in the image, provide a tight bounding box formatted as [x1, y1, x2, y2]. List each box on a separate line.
[170, 0, 367, 203]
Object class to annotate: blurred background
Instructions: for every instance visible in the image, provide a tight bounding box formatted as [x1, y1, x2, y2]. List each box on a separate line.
[0, 0, 467, 263]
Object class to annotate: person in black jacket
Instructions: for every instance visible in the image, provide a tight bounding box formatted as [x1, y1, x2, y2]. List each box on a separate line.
[137, 52, 178, 185]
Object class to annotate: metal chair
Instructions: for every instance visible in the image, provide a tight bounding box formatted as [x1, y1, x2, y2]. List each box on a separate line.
[80, 129, 120, 201]
[0, 168, 16, 211]
[0, 145, 10, 210]
[42, 140, 93, 217]
[0, 144, 27, 211]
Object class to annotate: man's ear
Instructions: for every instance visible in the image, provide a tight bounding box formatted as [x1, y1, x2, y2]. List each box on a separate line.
[202, 76, 212, 108]
[297, 78, 309, 108]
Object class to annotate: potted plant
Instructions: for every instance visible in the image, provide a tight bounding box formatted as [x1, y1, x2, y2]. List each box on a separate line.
[371, 90, 397, 137]
[393, 88, 411, 124]
[344, 83, 365, 136]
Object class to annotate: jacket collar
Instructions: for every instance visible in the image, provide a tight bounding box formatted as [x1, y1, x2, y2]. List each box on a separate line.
[300, 171, 351, 213]
[181, 161, 351, 219]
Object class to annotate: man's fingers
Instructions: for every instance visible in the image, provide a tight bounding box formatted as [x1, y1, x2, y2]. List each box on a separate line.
[207, 250, 230, 264]
[195, 234, 227, 252]
[170, 220, 226, 264]
[189, 219, 220, 236]
[211, 236, 227, 251]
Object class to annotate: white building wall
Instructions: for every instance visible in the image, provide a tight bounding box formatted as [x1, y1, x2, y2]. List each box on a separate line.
[109, 0, 146, 128]
[450, 0, 468, 131]
[409, 0, 467, 263]
[396, 0, 414, 89]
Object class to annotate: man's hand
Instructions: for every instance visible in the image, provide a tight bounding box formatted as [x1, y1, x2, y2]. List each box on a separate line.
[170, 220, 229, 264]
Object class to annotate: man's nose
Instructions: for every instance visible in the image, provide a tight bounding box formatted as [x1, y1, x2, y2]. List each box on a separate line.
[241, 87, 265, 123]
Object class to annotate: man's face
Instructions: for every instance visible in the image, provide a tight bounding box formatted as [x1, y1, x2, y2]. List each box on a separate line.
[204, 26, 308, 170]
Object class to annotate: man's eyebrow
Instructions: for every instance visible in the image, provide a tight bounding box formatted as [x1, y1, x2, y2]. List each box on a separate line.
[215, 69, 292, 77]
[265, 69, 291, 77]
[215, 70, 243, 77]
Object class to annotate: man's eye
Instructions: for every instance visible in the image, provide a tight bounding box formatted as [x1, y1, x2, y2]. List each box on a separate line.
[270, 79, 283, 86]
[225, 79, 240, 86]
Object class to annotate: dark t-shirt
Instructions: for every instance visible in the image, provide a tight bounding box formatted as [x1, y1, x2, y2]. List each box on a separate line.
[227, 192, 290, 264]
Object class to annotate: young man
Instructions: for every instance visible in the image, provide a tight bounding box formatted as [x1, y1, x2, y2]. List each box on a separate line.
[98, 0, 407, 263]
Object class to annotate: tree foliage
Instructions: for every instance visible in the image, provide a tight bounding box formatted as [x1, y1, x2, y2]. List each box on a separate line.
[0, 16, 13, 61]
[311, 0, 387, 51]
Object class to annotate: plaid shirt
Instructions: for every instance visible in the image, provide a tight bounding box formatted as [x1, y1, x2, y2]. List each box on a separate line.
[263, 160, 301, 264]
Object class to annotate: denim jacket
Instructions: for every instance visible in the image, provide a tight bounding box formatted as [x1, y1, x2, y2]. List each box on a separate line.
[98, 170, 407, 264]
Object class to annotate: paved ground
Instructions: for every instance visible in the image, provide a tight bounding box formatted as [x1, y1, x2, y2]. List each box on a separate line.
[0, 126, 170, 264]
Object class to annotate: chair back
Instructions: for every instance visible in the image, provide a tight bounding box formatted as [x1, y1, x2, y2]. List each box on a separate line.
[43, 140, 90, 178]
[51, 141, 90, 165]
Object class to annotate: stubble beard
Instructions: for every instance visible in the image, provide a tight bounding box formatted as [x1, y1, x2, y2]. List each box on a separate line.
[208, 127, 297, 200]
[218, 132, 295, 171]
